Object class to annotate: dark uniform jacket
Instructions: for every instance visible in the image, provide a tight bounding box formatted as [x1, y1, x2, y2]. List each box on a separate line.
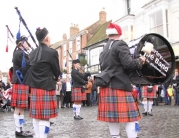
[23, 43, 61, 90]
[12, 49, 29, 84]
[99, 39, 143, 91]
[71, 69, 88, 88]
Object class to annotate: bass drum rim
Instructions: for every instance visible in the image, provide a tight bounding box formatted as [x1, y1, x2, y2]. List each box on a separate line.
[130, 33, 175, 86]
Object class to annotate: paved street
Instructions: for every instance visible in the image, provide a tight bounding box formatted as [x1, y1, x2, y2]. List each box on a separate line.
[0, 105, 179, 138]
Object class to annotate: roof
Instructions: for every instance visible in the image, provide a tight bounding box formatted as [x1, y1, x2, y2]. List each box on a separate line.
[85, 20, 112, 47]
[142, 0, 158, 8]
[50, 40, 65, 49]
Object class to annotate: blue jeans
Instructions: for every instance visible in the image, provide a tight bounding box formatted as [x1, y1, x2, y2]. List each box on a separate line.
[90, 91, 97, 105]
[174, 88, 179, 105]
[162, 86, 170, 104]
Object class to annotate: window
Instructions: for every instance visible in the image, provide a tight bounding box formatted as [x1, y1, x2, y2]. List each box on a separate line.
[76, 36, 81, 51]
[90, 47, 103, 65]
[63, 59, 66, 68]
[63, 44, 66, 56]
[69, 41, 73, 53]
[150, 10, 163, 35]
[122, 26, 128, 42]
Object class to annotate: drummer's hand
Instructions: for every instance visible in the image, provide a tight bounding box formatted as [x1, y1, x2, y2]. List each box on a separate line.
[139, 56, 146, 64]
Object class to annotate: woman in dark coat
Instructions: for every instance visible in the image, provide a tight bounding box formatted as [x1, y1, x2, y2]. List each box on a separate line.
[71, 59, 88, 120]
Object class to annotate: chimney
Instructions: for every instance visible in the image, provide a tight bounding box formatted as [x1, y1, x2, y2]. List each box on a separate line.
[70, 23, 79, 37]
[99, 7, 106, 23]
[63, 33, 67, 40]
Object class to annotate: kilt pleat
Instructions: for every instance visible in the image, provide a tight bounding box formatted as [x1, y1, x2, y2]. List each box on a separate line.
[72, 87, 86, 102]
[141, 86, 157, 98]
[98, 87, 141, 123]
[29, 88, 58, 119]
[11, 84, 29, 108]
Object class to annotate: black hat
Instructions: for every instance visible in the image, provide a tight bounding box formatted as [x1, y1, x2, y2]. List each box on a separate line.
[16, 40, 21, 45]
[72, 59, 80, 64]
[16, 35, 28, 45]
[36, 27, 49, 42]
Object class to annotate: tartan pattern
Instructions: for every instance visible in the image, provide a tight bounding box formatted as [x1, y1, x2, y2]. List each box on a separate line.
[98, 87, 141, 122]
[71, 87, 86, 102]
[11, 84, 29, 108]
[29, 88, 58, 119]
[141, 86, 157, 98]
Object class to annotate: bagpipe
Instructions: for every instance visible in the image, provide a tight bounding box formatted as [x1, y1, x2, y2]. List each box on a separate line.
[66, 50, 91, 91]
[128, 33, 175, 86]
[12, 7, 39, 83]
[66, 50, 91, 78]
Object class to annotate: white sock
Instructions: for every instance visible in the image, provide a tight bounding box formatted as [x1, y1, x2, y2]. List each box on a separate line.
[76, 105, 81, 116]
[73, 104, 77, 116]
[108, 122, 120, 138]
[14, 114, 21, 132]
[125, 121, 139, 138]
[148, 101, 153, 113]
[33, 118, 40, 138]
[39, 120, 50, 138]
[142, 101, 147, 112]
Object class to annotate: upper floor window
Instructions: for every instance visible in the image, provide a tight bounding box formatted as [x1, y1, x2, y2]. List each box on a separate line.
[76, 36, 81, 51]
[63, 44, 66, 56]
[150, 10, 163, 35]
[90, 47, 103, 65]
[122, 26, 129, 42]
[69, 41, 73, 53]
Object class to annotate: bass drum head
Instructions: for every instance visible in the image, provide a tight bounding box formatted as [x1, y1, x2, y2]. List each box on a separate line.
[132, 33, 175, 85]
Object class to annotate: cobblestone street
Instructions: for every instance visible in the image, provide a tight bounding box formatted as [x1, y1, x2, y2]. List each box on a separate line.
[0, 105, 179, 138]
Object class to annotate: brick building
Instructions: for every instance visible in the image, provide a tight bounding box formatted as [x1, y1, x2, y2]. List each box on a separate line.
[51, 8, 107, 74]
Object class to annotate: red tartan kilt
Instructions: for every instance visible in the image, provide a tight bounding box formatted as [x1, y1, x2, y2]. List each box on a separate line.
[11, 84, 29, 108]
[29, 88, 58, 119]
[71, 87, 86, 102]
[141, 86, 157, 99]
[98, 87, 141, 123]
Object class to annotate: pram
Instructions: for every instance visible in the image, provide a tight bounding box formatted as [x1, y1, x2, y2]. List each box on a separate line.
[0, 87, 12, 112]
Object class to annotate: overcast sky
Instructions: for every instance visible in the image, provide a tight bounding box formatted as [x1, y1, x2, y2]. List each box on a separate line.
[0, 0, 124, 72]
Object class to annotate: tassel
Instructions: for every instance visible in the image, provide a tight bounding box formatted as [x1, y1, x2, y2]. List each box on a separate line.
[21, 57, 26, 68]
[16, 30, 21, 40]
[6, 45, 8, 52]
[135, 123, 140, 132]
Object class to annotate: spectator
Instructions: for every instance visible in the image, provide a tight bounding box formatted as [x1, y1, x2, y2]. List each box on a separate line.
[60, 79, 66, 108]
[85, 78, 93, 106]
[64, 76, 72, 108]
[56, 76, 62, 109]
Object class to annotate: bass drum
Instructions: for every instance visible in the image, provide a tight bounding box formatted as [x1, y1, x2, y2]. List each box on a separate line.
[128, 33, 175, 86]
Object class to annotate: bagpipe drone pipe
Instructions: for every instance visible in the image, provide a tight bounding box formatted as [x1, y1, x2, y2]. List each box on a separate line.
[66, 50, 91, 83]
[13, 7, 38, 84]
[128, 33, 175, 86]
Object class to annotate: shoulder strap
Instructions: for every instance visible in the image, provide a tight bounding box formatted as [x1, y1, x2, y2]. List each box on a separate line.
[108, 41, 115, 49]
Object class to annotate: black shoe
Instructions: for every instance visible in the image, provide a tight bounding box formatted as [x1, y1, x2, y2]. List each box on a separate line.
[74, 116, 82, 120]
[15, 131, 33, 137]
[142, 112, 147, 116]
[50, 121, 54, 126]
[148, 112, 153, 116]
[78, 115, 83, 119]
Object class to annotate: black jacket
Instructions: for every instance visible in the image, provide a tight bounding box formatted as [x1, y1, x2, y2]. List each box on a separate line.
[71, 69, 88, 88]
[99, 39, 143, 91]
[12, 49, 29, 84]
[23, 43, 61, 90]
